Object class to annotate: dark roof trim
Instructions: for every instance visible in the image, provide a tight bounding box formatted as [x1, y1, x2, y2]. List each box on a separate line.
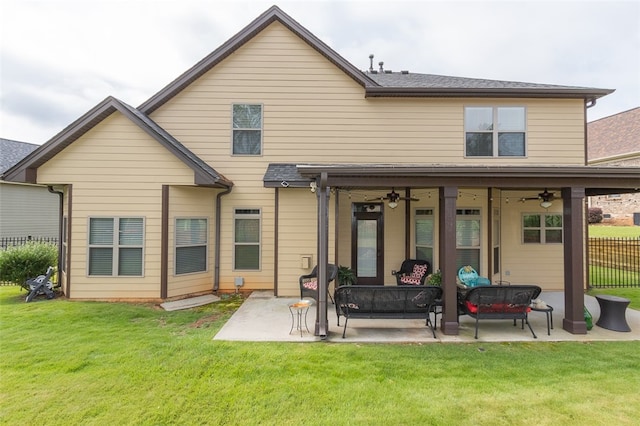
[294, 164, 640, 191]
[139, 6, 378, 114]
[365, 87, 614, 99]
[2, 96, 232, 188]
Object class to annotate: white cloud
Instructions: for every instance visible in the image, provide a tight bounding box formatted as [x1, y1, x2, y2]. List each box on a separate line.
[1, 0, 638, 143]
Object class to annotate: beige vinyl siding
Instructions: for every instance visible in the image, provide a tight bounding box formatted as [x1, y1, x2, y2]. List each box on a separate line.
[148, 21, 586, 293]
[167, 186, 216, 298]
[37, 113, 199, 299]
[498, 190, 565, 290]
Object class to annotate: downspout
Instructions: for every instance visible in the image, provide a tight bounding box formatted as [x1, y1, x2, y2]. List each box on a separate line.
[214, 186, 233, 291]
[47, 186, 64, 288]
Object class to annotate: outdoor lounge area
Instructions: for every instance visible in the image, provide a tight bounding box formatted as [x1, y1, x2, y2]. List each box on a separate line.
[214, 290, 640, 343]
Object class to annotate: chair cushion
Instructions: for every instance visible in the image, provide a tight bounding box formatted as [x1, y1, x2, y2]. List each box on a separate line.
[412, 264, 428, 278]
[302, 280, 317, 291]
[465, 301, 531, 314]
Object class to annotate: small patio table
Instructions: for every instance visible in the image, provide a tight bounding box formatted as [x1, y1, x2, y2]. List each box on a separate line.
[530, 304, 553, 335]
[595, 295, 631, 332]
[289, 301, 311, 336]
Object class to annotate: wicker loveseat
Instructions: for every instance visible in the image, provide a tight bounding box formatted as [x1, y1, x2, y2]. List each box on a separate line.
[459, 284, 542, 339]
[334, 285, 442, 338]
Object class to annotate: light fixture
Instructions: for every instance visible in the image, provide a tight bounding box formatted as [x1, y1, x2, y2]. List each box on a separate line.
[309, 182, 317, 193]
[388, 200, 398, 209]
[386, 189, 400, 209]
[540, 200, 553, 209]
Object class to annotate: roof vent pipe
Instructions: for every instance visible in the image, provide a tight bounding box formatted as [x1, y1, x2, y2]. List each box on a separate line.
[369, 54, 374, 72]
[379, 61, 384, 72]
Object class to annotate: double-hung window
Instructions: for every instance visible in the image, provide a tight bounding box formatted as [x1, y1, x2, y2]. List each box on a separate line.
[523, 214, 563, 244]
[456, 209, 481, 272]
[415, 209, 434, 266]
[465, 106, 526, 157]
[89, 217, 144, 276]
[234, 209, 261, 270]
[175, 218, 208, 275]
[232, 104, 262, 155]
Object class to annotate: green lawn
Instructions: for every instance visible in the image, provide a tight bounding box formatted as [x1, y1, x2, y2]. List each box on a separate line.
[589, 225, 640, 238]
[1, 286, 639, 425]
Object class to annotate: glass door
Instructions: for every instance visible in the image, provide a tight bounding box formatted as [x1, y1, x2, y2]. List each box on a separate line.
[352, 203, 384, 285]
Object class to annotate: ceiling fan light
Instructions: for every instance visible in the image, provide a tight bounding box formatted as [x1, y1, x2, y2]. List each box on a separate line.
[388, 200, 398, 209]
[540, 200, 553, 209]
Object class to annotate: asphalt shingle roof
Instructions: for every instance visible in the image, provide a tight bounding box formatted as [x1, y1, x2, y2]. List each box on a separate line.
[587, 107, 640, 161]
[0, 138, 39, 174]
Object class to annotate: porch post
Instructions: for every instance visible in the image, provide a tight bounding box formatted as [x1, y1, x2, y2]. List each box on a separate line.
[439, 186, 459, 335]
[315, 173, 330, 338]
[562, 187, 588, 334]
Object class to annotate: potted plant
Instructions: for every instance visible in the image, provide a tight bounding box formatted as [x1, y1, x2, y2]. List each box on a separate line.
[426, 270, 441, 286]
[337, 266, 357, 286]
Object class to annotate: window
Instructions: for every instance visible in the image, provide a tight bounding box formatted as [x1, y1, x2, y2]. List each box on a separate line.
[465, 106, 526, 157]
[415, 209, 434, 266]
[232, 104, 262, 155]
[175, 218, 208, 275]
[523, 214, 563, 244]
[89, 217, 143, 276]
[61, 216, 67, 273]
[456, 209, 481, 272]
[234, 209, 261, 270]
[492, 208, 500, 273]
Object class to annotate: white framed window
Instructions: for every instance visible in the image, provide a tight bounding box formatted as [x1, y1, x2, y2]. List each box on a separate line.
[88, 217, 144, 276]
[523, 213, 563, 244]
[234, 209, 261, 270]
[456, 209, 481, 273]
[415, 209, 434, 266]
[175, 218, 208, 275]
[232, 104, 262, 155]
[465, 106, 526, 157]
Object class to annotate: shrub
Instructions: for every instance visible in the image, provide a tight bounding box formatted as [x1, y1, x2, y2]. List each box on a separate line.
[588, 207, 603, 224]
[0, 243, 58, 285]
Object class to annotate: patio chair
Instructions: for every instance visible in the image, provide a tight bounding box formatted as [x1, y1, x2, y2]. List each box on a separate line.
[393, 259, 430, 285]
[300, 264, 338, 303]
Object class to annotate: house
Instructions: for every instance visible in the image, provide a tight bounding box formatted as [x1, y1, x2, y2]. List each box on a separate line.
[586, 107, 640, 224]
[0, 138, 59, 241]
[2, 6, 638, 336]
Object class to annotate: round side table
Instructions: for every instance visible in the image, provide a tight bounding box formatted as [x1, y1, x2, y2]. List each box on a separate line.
[289, 301, 311, 336]
[595, 295, 631, 332]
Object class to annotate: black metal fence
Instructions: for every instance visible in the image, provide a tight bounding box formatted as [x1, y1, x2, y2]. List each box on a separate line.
[589, 237, 640, 288]
[0, 236, 59, 249]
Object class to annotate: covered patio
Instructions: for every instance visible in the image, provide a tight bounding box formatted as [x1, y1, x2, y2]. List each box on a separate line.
[214, 290, 640, 343]
[266, 164, 639, 338]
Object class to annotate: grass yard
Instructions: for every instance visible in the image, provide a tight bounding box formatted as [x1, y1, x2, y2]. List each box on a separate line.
[589, 225, 640, 238]
[1, 286, 640, 425]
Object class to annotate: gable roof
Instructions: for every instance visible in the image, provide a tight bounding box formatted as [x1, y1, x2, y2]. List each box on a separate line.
[139, 5, 610, 114]
[0, 138, 39, 174]
[139, 5, 378, 114]
[587, 107, 640, 162]
[1, 97, 232, 188]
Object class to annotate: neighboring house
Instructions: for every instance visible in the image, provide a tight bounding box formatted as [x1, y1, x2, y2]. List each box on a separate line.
[587, 107, 640, 224]
[3, 6, 638, 336]
[0, 138, 59, 240]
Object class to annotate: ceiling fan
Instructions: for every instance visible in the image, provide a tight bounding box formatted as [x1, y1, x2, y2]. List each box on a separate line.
[520, 188, 555, 208]
[381, 188, 419, 209]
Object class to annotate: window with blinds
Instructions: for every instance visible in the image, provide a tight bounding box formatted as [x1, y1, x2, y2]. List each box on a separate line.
[415, 209, 434, 266]
[456, 209, 481, 273]
[234, 209, 261, 270]
[88, 217, 144, 276]
[175, 218, 208, 275]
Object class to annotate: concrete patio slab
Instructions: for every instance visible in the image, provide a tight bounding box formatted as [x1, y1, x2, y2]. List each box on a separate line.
[213, 290, 640, 343]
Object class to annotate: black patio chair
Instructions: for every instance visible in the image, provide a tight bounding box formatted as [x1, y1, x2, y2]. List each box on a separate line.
[299, 264, 338, 303]
[393, 259, 430, 285]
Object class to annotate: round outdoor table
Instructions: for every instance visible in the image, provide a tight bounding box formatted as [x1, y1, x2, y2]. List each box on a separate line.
[289, 301, 311, 336]
[530, 304, 553, 335]
[595, 295, 631, 332]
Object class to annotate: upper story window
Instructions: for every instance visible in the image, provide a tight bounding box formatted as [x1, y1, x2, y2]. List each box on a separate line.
[465, 107, 526, 157]
[232, 104, 262, 155]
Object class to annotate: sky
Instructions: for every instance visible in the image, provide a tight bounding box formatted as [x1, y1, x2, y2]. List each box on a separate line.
[1, 0, 639, 145]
